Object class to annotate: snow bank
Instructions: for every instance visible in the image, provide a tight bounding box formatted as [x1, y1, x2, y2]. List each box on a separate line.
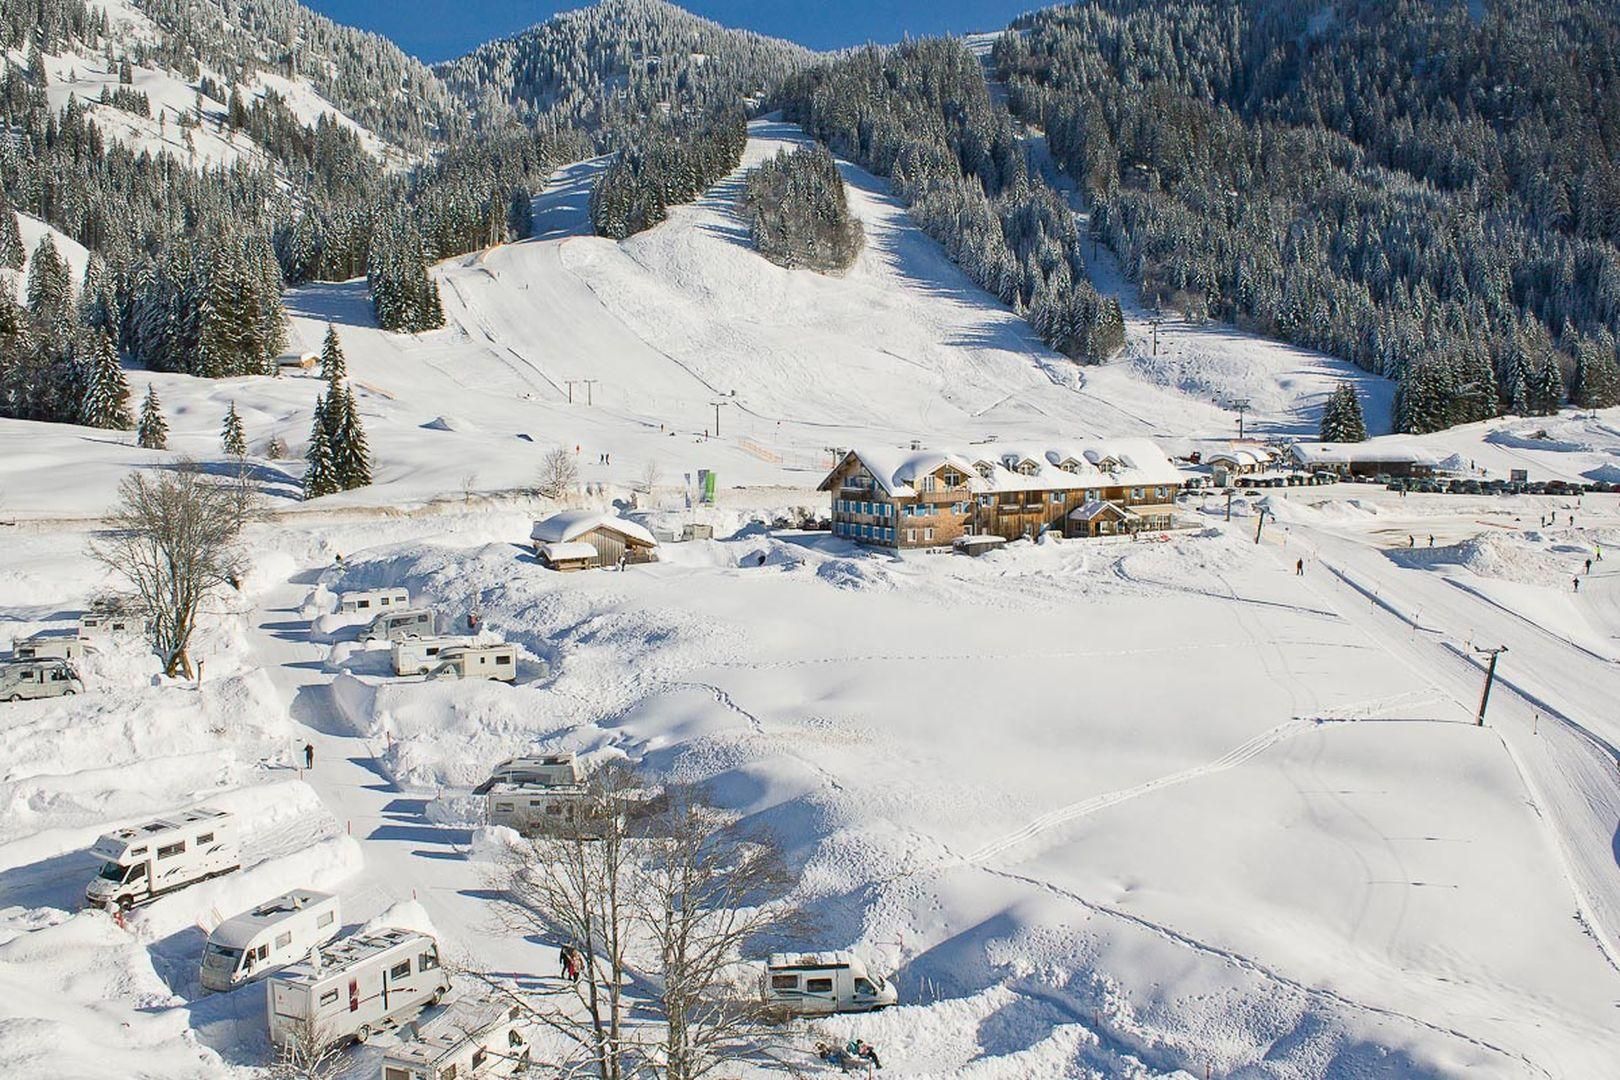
[359, 898, 437, 939]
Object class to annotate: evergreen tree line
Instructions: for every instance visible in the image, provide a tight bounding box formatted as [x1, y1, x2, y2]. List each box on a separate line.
[304, 325, 372, 497]
[436, 0, 812, 144]
[739, 144, 864, 273]
[777, 40, 1125, 363]
[995, 0, 1620, 431]
[589, 109, 747, 240]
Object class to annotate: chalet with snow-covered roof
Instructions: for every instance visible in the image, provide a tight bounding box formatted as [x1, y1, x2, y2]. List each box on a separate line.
[1289, 442, 1440, 478]
[818, 440, 1182, 548]
[530, 510, 659, 571]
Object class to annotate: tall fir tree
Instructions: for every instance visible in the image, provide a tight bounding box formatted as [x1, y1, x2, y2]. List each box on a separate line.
[80, 328, 132, 430]
[1570, 338, 1620, 409]
[136, 384, 168, 449]
[331, 385, 372, 489]
[25, 235, 72, 328]
[320, 323, 347, 386]
[0, 193, 22, 271]
[1319, 383, 1368, 442]
[221, 401, 247, 457]
[303, 393, 339, 499]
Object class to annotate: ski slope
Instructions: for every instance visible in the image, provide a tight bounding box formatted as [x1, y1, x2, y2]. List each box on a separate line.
[3, 116, 1620, 1079]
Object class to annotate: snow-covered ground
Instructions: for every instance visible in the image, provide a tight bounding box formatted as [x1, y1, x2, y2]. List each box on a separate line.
[5, 118, 1620, 1078]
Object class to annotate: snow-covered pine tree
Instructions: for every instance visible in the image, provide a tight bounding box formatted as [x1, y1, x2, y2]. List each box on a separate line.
[1319, 383, 1368, 442]
[80, 328, 132, 430]
[332, 385, 372, 489]
[77, 256, 118, 337]
[25, 235, 73, 328]
[222, 401, 247, 457]
[1529, 353, 1565, 415]
[1571, 336, 1620, 409]
[136, 384, 168, 449]
[303, 393, 338, 499]
[320, 323, 347, 386]
[367, 213, 444, 333]
[0, 193, 22, 270]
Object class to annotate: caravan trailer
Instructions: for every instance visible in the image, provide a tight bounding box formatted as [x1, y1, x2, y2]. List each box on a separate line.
[77, 611, 147, 638]
[84, 807, 238, 908]
[391, 636, 475, 676]
[380, 997, 532, 1080]
[362, 608, 436, 644]
[479, 752, 589, 834]
[338, 588, 412, 615]
[426, 643, 518, 683]
[761, 952, 897, 1016]
[267, 929, 450, 1050]
[11, 634, 86, 662]
[200, 889, 341, 992]
[1, 658, 83, 702]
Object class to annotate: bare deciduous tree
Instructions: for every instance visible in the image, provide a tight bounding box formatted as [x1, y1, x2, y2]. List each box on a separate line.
[538, 446, 580, 500]
[636, 792, 809, 1080]
[639, 460, 661, 496]
[267, 1012, 345, 1080]
[89, 463, 250, 678]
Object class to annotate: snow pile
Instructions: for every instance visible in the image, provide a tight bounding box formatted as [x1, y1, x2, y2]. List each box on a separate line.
[359, 898, 437, 939]
[1452, 532, 1581, 587]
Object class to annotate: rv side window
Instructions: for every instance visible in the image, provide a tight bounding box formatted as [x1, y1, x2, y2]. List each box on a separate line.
[419, 950, 440, 972]
[319, 989, 339, 1007]
[275, 932, 293, 949]
[472, 1047, 488, 1068]
[806, 977, 834, 993]
[389, 961, 411, 980]
[494, 802, 514, 812]
[443, 1065, 458, 1080]
[855, 978, 875, 994]
[496, 655, 512, 665]
[196, 832, 213, 845]
[157, 841, 185, 858]
[357, 599, 370, 609]
[317, 911, 334, 928]
[384, 1069, 411, 1080]
[19, 669, 34, 681]
[379, 597, 390, 606]
[770, 974, 798, 990]
[50, 669, 69, 681]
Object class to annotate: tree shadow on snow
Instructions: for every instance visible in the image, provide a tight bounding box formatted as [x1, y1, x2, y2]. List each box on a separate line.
[282, 279, 377, 329]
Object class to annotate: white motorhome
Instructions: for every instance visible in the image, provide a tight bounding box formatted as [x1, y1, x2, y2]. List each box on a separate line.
[381, 997, 533, 1080]
[84, 807, 238, 908]
[484, 780, 592, 835]
[77, 611, 147, 638]
[426, 643, 518, 683]
[200, 889, 341, 992]
[362, 608, 436, 644]
[1, 658, 84, 702]
[267, 929, 450, 1050]
[472, 753, 584, 795]
[339, 588, 412, 616]
[761, 952, 897, 1016]
[391, 636, 475, 676]
[11, 634, 86, 662]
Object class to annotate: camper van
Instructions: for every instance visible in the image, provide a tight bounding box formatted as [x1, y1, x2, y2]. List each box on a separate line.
[361, 608, 435, 644]
[267, 929, 450, 1050]
[472, 753, 583, 795]
[11, 634, 86, 662]
[339, 588, 412, 616]
[84, 807, 238, 908]
[1, 658, 84, 702]
[200, 889, 341, 992]
[761, 952, 897, 1016]
[391, 636, 475, 676]
[426, 643, 518, 683]
[381, 997, 532, 1080]
[484, 780, 592, 834]
[77, 611, 146, 638]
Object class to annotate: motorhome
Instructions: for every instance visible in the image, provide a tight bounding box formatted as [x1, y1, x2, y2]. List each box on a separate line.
[381, 997, 532, 1080]
[426, 643, 518, 683]
[84, 807, 238, 908]
[472, 753, 583, 795]
[267, 929, 450, 1050]
[339, 588, 412, 616]
[391, 636, 475, 676]
[200, 889, 341, 992]
[77, 611, 146, 638]
[11, 634, 86, 662]
[361, 608, 436, 644]
[761, 952, 897, 1016]
[484, 779, 592, 835]
[1, 658, 83, 702]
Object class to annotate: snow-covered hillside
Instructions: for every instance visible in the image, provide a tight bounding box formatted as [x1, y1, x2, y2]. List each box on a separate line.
[5, 113, 1620, 1080]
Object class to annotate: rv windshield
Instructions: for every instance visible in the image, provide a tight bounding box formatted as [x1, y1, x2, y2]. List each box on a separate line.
[97, 861, 133, 881]
[203, 943, 243, 969]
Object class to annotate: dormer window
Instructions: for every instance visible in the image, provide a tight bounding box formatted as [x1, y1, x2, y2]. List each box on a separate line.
[975, 462, 993, 478]
[1017, 460, 1039, 476]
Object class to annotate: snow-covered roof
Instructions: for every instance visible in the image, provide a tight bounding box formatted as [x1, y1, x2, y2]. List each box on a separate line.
[539, 541, 600, 562]
[383, 997, 517, 1069]
[531, 510, 657, 547]
[821, 440, 1183, 496]
[209, 890, 334, 949]
[768, 950, 860, 970]
[1290, 442, 1442, 466]
[1206, 447, 1273, 468]
[1067, 499, 1137, 521]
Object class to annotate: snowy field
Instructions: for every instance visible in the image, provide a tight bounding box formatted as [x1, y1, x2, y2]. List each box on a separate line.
[4, 117, 1620, 1078]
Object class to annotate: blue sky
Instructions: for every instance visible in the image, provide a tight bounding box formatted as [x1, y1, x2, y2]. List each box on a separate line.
[303, 1, 1035, 63]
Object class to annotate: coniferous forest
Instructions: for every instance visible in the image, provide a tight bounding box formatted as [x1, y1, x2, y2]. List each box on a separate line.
[7, 0, 1620, 434]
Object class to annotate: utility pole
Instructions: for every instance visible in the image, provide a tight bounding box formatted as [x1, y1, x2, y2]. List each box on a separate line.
[563, 379, 578, 404]
[1225, 489, 1234, 521]
[710, 398, 730, 438]
[1474, 645, 1507, 726]
[581, 378, 598, 406]
[1149, 315, 1163, 357]
[1254, 507, 1268, 544]
[1230, 398, 1252, 441]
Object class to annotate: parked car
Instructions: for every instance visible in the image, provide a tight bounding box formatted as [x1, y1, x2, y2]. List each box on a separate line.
[1, 658, 83, 702]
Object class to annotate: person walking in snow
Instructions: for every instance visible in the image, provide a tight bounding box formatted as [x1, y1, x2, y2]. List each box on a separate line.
[1296, 558, 1304, 576]
[1428, 535, 1434, 547]
[303, 742, 314, 770]
[1598, 544, 1604, 561]
[1408, 534, 1415, 547]
[1574, 577, 1581, 593]
[1586, 558, 1593, 575]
